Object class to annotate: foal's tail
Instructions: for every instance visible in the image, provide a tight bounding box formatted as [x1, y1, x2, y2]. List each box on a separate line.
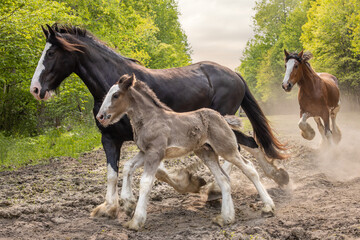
[237, 73, 287, 160]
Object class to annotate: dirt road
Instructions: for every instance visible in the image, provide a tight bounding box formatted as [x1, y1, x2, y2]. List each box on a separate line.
[1, 113, 360, 239]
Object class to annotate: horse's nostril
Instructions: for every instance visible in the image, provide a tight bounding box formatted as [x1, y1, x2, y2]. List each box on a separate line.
[99, 114, 104, 120]
[34, 87, 39, 94]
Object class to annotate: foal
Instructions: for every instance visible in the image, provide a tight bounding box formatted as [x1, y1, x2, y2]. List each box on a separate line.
[97, 74, 275, 230]
[282, 50, 341, 145]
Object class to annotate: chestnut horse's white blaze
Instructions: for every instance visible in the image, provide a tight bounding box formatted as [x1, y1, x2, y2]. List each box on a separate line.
[282, 58, 296, 90]
[30, 42, 52, 101]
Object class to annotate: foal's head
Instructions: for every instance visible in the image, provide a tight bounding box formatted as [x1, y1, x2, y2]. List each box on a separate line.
[96, 74, 135, 127]
[30, 24, 85, 100]
[282, 50, 313, 92]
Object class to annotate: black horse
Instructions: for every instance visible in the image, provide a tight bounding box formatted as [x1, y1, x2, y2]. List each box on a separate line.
[30, 24, 288, 218]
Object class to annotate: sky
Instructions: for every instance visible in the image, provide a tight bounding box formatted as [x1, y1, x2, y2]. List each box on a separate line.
[177, 0, 256, 71]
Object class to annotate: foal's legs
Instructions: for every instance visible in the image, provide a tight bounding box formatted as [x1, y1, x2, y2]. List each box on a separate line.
[121, 152, 144, 216]
[124, 150, 163, 231]
[299, 112, 315, 140]
[195, 146, 235, 226]
[222, 151, 275, 215]
[330, 105, 341, 144]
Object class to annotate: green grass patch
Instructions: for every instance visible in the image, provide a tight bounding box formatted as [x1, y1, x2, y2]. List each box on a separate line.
[0, 125, 101, 171]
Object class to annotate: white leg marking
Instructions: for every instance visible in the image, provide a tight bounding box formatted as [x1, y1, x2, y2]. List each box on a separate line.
[229, 152, 274, 213]
[121, 152, 144, 202]
[106, 164, 119, 205]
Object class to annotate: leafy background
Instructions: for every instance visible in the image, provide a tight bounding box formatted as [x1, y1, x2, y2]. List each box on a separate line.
[1, 0, 360, 168]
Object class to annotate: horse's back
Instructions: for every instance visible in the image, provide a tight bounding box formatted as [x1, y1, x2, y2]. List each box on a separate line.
[318, 73, 340, 107]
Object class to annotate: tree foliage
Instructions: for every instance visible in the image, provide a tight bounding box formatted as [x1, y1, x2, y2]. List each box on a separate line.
[0, 0, 191, 136]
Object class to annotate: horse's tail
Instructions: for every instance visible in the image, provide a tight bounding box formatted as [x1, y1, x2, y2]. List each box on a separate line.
[237, 73, 287, 160]
[224, 115, 258, 149]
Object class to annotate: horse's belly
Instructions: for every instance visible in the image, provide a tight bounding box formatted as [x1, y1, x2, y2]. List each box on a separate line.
[164, 146, 191, 159]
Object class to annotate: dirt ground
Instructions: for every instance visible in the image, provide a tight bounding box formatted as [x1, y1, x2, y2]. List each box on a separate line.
[1, 113, 360, 240]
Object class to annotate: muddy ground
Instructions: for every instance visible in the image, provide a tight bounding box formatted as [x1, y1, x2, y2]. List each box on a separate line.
[1, 113, 360, 240]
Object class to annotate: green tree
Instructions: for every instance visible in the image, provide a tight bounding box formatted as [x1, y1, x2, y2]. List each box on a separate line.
[301, 0, 360, 93]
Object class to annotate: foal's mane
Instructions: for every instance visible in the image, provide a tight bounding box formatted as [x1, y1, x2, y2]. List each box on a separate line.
[51, 23, 141, 64]
[132, 80, 173, 111]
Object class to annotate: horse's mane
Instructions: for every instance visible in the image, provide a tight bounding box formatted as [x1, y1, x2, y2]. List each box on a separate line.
[286, 51, 313, 63]
[50, 23, 141, 65]
[133, 80, 173, 111]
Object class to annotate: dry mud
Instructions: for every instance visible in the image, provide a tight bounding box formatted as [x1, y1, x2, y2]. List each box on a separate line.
[1, 114, 360, 240]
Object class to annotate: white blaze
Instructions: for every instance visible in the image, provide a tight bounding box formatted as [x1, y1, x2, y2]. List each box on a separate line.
[99, 84, 119, 114]
[30, 42, 52, 93]
[282, 59, 296, 85]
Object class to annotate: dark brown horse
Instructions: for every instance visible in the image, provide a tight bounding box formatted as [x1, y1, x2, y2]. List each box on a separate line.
[282, 50, 341, 145]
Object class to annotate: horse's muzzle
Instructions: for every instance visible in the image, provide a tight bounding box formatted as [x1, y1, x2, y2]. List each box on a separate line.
[96, 112, 111, 126]
[282, 82, 293, 92]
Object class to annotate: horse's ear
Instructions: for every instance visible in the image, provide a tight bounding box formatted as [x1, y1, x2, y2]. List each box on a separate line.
[119, 74, 136, 90]
[284, 49, 289, 57]
[46, 24, 56, 38]
[298, 50, 304, 59]
[41, 25, 49, 39]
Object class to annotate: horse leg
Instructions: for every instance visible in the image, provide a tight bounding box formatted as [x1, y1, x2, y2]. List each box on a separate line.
[223, 151, 275, 216]
[124, 150, 163, 231]
[314, 117, 327, 147]
[194, 146, 235, 226]
[121, 152, 144, 216]
[242, 145, 289, 186]
[330, 105, 341, 144]
[298, 112, 315, 140]
[322, 111, 334, 145]
[155, 161, 206, 194]
[206, 159, 233, 201]
[91, 135, 121, 219]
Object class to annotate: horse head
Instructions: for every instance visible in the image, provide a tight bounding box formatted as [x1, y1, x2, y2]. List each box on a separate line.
[30, 24, 85, 100]
[282, 50, 305, 92]
[96, 74, 136, 127]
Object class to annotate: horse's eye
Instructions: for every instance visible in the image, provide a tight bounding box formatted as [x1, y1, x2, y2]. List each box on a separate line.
[295, 65, 298, 69]
[113, 93, 119, 99]
[47, 51, 55, 57]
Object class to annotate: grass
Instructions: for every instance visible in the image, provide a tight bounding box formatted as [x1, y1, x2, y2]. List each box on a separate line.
[0, 124, 101, 171]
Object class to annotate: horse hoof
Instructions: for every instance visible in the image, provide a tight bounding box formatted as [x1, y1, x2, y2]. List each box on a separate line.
[123, 200, 136, 217]
[301, 129, 315, 140]
[123, 219, 143, 231]
[212, 215, 234, 227]
[90, 202, 120, 219]
[261, 204, 275, 218]
[273, 168, 290, 186]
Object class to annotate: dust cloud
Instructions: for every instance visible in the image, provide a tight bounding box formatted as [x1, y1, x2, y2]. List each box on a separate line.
[263, 95, 360, 181]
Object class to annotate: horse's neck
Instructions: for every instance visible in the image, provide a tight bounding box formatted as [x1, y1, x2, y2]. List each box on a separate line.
[126, 89, 164, 130]
[74, 43, 141, 101]
[298, 64, 320, 96]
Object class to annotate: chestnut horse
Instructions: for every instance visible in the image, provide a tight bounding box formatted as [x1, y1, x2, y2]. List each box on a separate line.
[96, 74, 275, 230]
[282, 50, 341, 144]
